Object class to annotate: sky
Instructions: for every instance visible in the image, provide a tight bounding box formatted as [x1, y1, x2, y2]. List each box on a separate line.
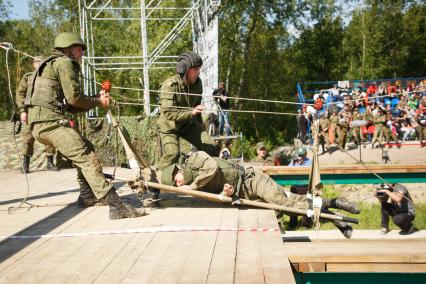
[9, 0, 30, 20]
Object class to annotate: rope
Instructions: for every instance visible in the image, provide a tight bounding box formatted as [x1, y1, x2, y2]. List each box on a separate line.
[0, 226, 280, 239]
[115, 101, 299, 116]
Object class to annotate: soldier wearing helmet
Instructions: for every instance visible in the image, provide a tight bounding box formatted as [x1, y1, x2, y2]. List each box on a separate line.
[26, 32, 146, 219]
[157, 52, 218, 172]
[16, 56, 58, 173]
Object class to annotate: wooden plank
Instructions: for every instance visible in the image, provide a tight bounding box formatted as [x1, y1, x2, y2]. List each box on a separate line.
[256, 209, 295, 284]
[0, 207, 98, 282]
[92, 206, 170, 283]
[176, 206, 224, 284]
[122, 202, 197, 283]
[206, 207, 238, 284]
[234, 209, 265, 284]
[326, 263, 426, 272]
[146, 203, 218, 283]
[297, 262, 326, 272]
[285, 240, 426, 263]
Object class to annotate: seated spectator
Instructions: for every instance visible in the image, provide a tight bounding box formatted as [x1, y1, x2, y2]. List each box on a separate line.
[219, 140, 232, 160]
[288, 147, 312, 167]
[251, 142, 274, 166]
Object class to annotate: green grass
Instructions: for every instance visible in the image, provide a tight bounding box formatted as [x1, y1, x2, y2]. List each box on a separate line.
[279, 202, 426, 231]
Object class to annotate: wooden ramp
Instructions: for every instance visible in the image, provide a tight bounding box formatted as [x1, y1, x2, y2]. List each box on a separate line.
[0, 168, 295, 283]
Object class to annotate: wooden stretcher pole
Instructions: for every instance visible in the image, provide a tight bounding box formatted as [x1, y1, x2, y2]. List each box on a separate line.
[134, 180, 359, 224]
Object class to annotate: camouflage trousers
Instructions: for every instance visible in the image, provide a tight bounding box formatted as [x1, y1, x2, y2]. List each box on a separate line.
[21, 123, 55, 157]
[337, 126, 348, 149]
[31, 121, 112, 199]
[383, 127, 398, 143]
[240, 169, 309, 209]
[371, 124, 384, 145]
[415, 125, 426, 142]
[158, 123, 218, 170]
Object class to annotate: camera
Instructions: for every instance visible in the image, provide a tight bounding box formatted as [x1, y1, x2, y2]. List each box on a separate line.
[375, 184, 392, 197]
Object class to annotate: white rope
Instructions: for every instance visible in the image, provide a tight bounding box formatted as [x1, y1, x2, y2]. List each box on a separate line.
[115, 101, 299, 116]
[0, 226, 280, 239]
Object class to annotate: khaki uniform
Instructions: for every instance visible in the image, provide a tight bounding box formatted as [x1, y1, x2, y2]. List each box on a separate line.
[371, 113, 386, 146]
[337, 110, 351, 149]
[250, 155, 275, 166]
[329, 113, 339, 145]
[16, 72, 55, 157]
[173, 151, 309, 209]
[318, 117, 330, 152]
[383, 118, 398, 143]
[415, 112, 426, 143]
[351, 112, 364, 144]
[157, 74, 218, 170]
[28, 51, 111, 199]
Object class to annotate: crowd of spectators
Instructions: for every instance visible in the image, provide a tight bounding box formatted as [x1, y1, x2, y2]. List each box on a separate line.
[297, 79, 426, 151]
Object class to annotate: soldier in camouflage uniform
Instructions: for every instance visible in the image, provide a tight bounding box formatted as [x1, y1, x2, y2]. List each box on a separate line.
[383, 112, 399, 146]
[328, 109, 339, 145]
[160, 151, 360, 238]
[27, 32, 146, 219]
[318, 113, 330, 153]
[337, 106, 352, 150]
[157, 52, 218, 170]
[15, 56, 58, 173]
[250, 142, 274, 166]
[350, 108, 365, 146]
[371, 108, 386, 148]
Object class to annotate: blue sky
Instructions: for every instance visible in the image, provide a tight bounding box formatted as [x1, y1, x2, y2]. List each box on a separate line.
[9, 0, 30, 19]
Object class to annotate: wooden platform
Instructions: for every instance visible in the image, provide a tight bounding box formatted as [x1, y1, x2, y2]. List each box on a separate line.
[262, 164, 426, 185]
[285, 239, 426, 273]
[0, 168, 295, 283]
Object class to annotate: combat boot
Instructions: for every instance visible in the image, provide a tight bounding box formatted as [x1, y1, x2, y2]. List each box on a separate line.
[76, 181, 105, 208]
[21, 155, 30, 174]
[323, 197, 360, 214]
[333, 219, 353, 239]
[102, 189, 147, 220]
[46, 156, 59, 171]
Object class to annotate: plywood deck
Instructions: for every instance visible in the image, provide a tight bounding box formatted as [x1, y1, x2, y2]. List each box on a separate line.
[0, 168, 295, 284]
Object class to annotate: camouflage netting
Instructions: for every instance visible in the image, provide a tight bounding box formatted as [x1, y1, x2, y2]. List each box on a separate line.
[0, 116, 193, 170]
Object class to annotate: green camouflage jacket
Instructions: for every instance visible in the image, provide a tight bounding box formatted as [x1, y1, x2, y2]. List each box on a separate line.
[175, 151, 241, 194]
[250, 155, 275, 166]
[157, 74, 203, 133]
[15, 72, 33, 114]
[28, 51, 100, 124]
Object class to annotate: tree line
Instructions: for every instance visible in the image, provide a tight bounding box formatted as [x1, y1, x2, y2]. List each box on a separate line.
[0, 0, 425, 146]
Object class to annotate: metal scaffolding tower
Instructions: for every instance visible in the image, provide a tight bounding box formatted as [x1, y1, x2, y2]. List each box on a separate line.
[78, 0, 220, 116]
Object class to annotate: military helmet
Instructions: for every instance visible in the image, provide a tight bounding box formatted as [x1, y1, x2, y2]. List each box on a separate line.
[54, 32, 86, 50]
[176, 52, 203, 77]
[297, 147, 307, 156]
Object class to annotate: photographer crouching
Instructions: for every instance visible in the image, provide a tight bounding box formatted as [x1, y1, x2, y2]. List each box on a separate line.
[375, 183, 417, 235]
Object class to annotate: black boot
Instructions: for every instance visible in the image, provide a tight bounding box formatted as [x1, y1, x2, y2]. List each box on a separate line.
[333, 219, 353, 239]
[21, 155, 30, 174]
[77, 181, 104, 208]
[46, 156, 59, 171]
[102, 190, 147, 220]
[323, 197, 360, 214]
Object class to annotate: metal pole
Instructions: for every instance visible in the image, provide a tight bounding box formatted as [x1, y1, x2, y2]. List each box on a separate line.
[140, 0, 150, 116]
